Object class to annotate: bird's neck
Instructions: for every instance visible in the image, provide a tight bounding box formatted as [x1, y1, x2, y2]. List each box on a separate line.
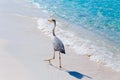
[53, 21, 56, 36]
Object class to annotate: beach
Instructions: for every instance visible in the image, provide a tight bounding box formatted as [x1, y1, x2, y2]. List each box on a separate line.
[0, 0, 120, 80]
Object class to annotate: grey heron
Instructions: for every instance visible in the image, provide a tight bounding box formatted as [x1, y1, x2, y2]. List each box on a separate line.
[45, 19, 65, 68]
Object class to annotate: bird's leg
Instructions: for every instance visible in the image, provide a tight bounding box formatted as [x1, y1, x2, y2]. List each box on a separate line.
[53, 49, 55, 59]
[44, 50, 55, 61]
[59, 52, 62, 68]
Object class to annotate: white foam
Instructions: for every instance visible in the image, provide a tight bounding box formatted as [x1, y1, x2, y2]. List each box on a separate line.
[29, 0, 40, 8]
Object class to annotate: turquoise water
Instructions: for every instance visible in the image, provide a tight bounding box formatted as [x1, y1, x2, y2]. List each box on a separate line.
[31, 0, 120, 71]
[33, 0, 120, 43]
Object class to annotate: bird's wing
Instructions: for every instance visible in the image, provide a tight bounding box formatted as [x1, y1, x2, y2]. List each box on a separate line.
[53, 36, 65, 51]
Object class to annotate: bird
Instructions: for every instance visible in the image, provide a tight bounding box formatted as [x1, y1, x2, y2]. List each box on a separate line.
[45, 19, 65, 68]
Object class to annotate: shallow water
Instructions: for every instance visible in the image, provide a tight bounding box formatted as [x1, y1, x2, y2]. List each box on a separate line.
[33, 0, 120, 43]
[31, 0, 120, 71]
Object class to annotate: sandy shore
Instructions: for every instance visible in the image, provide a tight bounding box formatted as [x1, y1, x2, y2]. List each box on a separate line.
[0, 0, 120, 80]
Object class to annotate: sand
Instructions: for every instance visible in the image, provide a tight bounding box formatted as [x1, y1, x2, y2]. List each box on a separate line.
[0, 0, 120, 80]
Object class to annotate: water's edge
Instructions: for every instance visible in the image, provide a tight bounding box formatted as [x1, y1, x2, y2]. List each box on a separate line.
[30, 0, 120, 72]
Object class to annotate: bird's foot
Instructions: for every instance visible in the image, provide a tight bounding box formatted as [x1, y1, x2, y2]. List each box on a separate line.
[44, 58, 55, 64]
[44, 57, 55, 61]
[59, 66, 62, 68]
[44, 59, 51, 64]
[44, 58, 54, 61]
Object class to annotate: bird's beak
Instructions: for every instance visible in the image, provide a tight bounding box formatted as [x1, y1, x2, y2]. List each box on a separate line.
[48, 20, 52, 22]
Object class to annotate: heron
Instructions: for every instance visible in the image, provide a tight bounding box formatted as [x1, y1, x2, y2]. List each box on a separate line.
[45, 19, 65, 68]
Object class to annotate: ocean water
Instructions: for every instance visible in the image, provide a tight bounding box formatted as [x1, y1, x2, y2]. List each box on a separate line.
[31, 0, 120, 71]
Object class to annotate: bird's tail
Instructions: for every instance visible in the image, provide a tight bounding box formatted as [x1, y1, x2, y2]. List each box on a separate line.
[60, 49, 65, 54]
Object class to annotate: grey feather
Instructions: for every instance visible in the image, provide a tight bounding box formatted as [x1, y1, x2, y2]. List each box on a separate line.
[53, 36, 65, 54]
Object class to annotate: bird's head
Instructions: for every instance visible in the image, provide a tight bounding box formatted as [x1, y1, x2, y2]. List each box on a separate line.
[48, 19, 56, 23]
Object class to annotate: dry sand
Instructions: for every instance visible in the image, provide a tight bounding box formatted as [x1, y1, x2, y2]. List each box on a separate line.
[0, 0, 120, 80]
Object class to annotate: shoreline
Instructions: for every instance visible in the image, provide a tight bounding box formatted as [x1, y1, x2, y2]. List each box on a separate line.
[33, 1, 120, 71]
[0, 0, 120, 80]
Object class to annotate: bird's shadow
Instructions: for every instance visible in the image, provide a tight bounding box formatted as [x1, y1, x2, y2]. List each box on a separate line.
[66, 70, 92, 79]
[49, 64, 92, 80]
